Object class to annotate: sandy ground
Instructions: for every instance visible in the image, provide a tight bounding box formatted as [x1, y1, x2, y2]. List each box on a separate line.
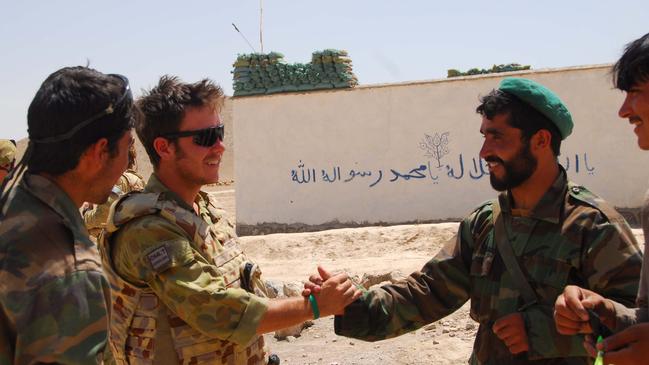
[242, 223, 475, 365]
[206, 187, 644, 365]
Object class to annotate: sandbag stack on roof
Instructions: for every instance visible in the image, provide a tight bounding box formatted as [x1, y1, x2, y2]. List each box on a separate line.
[232, 49, 358, 96]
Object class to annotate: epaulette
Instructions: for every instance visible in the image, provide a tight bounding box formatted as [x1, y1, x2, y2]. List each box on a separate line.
[567, 181, 626, 224]
[106, 192, 162, 233]
[472, 199, 494, 215]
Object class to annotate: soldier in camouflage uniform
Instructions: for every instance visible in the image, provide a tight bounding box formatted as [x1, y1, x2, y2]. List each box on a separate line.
[307, 78, 643, 364]
[554, 32, 649, 365]
[101, 75, 361, 364]
[0, 67, 135, 364]
[0, 139, 16, 182]
[84, 144, 145, 240]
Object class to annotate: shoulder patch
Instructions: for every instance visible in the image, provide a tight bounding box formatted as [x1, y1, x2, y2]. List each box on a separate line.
[146, 245, 172, 272]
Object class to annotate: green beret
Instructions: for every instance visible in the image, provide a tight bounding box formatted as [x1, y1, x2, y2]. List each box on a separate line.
[499, 77, 573, 140]
[0, 140, 16, 167]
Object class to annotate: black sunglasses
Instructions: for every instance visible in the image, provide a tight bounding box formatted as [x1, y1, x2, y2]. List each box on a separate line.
[31, 73, 132, 144]
[161, 125, 224, 147]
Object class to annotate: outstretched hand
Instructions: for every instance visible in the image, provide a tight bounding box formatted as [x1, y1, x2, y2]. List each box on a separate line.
[302, 266, 326, 296]
[302, 265, 361, 316]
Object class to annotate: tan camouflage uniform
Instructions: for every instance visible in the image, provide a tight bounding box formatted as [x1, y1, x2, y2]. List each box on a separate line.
[84, 169, 145, 239]
[334, 169, 643, 365]
[100, 174, 269, 365]
[0, 140, 16, 180]
[0, 173, 110, 365]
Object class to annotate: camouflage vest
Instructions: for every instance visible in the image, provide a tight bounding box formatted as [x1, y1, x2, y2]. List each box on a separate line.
[99, 191, 268, 365]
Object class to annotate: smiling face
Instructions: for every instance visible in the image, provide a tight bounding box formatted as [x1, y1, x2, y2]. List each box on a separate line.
[170, 105, 225, 189]
[618, 80, 649, 150]
[479, 113, 538, 191]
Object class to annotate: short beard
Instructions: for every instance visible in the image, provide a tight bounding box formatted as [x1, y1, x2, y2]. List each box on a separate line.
[173, 142, 218, 186]
[487, 140, 537, 192]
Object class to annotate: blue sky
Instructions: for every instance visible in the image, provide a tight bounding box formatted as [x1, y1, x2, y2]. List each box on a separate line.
[1, 0, 647, 139]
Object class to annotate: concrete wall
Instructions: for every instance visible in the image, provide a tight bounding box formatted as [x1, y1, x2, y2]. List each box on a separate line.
[234, 65, 649, 234]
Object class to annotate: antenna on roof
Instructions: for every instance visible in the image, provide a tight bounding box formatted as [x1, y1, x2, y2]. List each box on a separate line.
[232, 23, 257, 53]
[259, 0, 264, 53]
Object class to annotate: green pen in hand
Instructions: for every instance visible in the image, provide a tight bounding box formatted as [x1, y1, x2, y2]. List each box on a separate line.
[594, 335, 604, 365]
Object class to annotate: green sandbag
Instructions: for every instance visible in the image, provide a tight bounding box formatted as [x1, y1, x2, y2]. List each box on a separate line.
[333, 81, 352, 88]
[281, 85, 298, 92]
[297, 84, 316, 91]
[266, 86, 284, 94]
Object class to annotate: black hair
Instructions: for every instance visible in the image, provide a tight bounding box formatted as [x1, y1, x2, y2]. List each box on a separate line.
[26, 66, 133, 175]
[613, 32, 649, 91]
[135, 75, 224, 168]
[476, 89, 562, 156]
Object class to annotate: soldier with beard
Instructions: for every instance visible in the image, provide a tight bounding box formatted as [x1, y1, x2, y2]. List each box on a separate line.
[306, 77, 643, 364]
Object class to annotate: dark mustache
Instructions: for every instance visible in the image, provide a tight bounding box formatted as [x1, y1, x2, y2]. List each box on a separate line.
[484, 156, 504, 164]
[630, 116, 642, 123]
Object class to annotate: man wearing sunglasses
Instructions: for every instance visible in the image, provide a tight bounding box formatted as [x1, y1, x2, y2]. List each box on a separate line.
[99, 75, 360, 364]
[0, 67, 134, 364]
[0, 139, 16, 182]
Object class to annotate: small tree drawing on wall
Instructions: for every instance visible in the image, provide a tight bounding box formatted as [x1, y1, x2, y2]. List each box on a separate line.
[420, 132, 450, 168]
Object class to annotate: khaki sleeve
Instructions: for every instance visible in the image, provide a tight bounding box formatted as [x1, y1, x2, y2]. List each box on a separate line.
[83, 193, 118, 230]
[112, 216, 268, 345]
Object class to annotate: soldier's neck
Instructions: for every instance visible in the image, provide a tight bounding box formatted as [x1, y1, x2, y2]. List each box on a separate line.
[41, 172, 86, 208]
[155, 168, 201, 209]
[509, 162, 559, 211]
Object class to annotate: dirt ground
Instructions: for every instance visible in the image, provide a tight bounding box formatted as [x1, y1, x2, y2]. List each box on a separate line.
[207, 187, 644, 365]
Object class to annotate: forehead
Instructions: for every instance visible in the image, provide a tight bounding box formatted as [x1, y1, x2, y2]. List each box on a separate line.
[180, 105, 221, 130]
[479, 114, 525, 139]
[480, 113, 511, 132]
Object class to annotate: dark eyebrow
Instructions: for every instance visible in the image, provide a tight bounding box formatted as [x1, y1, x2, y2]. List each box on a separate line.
[480, 127, 503, 136]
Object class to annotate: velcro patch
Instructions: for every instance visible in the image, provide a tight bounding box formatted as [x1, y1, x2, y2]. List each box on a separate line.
[147, 246, 172, 272]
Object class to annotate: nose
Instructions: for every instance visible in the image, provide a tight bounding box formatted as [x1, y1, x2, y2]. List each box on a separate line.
[212, 139, 225, 153]
[479, 139, 490, 160]
[618, 93, 632, 119]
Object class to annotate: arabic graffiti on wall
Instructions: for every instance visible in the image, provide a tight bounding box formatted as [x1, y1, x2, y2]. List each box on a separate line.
[290, 132, 596, 187]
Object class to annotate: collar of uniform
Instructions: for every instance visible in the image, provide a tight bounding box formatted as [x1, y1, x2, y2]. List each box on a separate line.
[145, 173, 208, 213]
[497, 167, 567, 224]
[20, 172, 91, 242]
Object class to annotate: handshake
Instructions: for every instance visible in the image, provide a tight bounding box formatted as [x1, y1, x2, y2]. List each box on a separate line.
[300, 265, 364, 317]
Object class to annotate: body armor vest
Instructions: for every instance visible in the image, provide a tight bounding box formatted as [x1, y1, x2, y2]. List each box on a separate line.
[99, 191, 268, 365]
